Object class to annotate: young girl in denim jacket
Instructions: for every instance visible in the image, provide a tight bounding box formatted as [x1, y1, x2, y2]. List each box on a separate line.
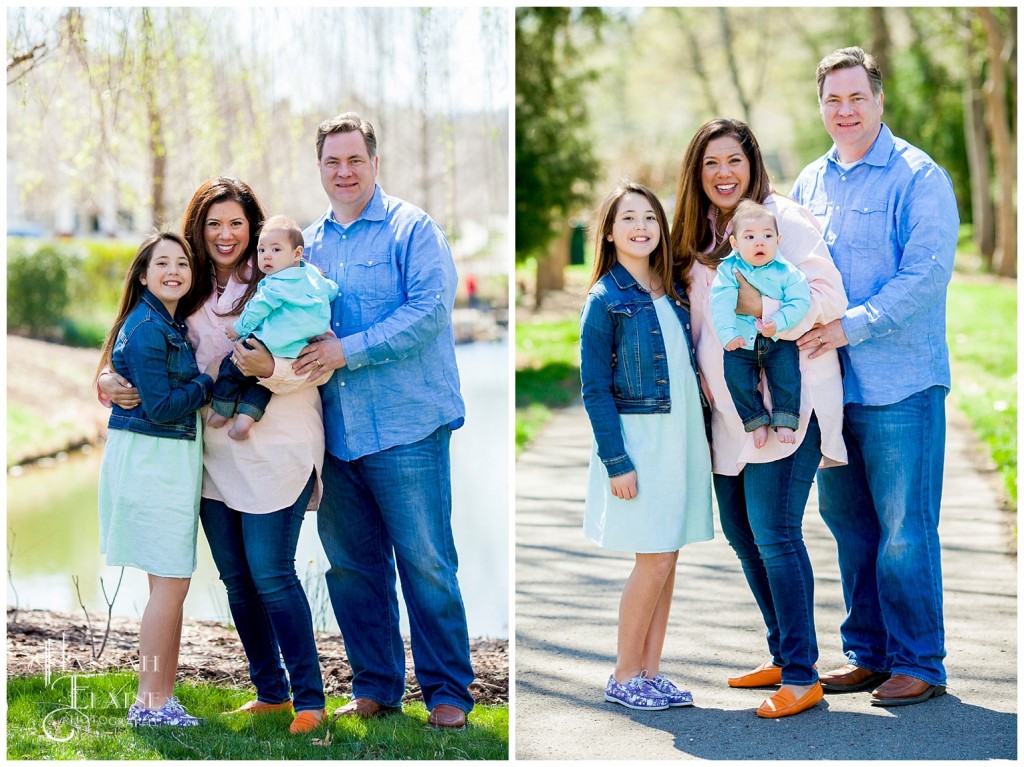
[95, 232, 225, 727]
[580, 181, 713, 711]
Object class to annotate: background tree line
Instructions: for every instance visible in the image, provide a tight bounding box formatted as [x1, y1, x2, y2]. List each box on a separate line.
[516, 6, 1016, 305]
[7, 7, 508, 241]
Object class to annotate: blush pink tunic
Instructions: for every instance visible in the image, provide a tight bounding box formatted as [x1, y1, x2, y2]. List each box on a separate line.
[186, 275, 327, 513]
[688, 194, 849, 475]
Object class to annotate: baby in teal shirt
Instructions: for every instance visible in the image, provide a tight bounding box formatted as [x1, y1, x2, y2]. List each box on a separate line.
[209, 215, 339, 440]
[710, 200, 810, 448]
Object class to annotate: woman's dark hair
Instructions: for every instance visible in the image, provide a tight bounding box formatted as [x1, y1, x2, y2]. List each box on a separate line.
[590, 180, 682, 306]
[669, 118, 773, 280]
[180, 176, 266, 318]
[95, 231, 195, 380]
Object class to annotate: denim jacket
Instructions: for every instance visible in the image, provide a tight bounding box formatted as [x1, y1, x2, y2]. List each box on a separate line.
[579, 262, 710, 477]
[107, 289, 213, 440]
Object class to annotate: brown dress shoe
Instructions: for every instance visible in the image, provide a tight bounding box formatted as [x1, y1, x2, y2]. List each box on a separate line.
[819, 664, 891, 693]
[870, 674, 946, 707]
[226, 699, 293, 715]
[427, 704, 467, 730]
[337, 698, 388, 719]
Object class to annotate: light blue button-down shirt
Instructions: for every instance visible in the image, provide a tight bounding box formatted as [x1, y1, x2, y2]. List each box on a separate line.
[303, 185, 465, 461]
[790, 124, 958, 406]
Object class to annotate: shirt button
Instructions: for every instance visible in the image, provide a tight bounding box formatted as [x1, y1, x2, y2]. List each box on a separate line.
[335, 322, 341, 327]
[841, 176, 846, 182]
[340, 381, 346, 387]
[367, 260, 374, 265]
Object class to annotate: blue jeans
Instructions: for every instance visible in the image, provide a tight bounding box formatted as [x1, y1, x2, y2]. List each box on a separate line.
[722, 337, 801, 432]
[199, 471, 325, 712]
[817, 386, 947, 685]
[714, 415, 822, 686]
[318, 425, 475, 713]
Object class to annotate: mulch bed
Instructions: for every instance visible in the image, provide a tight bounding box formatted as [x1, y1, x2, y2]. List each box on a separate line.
[7, 609, 508, 706]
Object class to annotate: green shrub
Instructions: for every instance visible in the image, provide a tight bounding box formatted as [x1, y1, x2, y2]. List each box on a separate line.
[7, 242, 81, 336]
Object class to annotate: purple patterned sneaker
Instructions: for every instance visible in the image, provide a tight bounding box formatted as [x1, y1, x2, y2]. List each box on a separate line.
[650, 674, 694, 707]
[604, 674, 670, 710]
[127, 701, 204, 727]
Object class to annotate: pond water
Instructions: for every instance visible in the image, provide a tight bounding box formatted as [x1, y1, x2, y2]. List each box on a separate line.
[6, 341, 509, 639]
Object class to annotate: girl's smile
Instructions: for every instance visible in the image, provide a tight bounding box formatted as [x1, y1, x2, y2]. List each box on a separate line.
[142, 239, 192, 313]
[609, 193, 660, 266]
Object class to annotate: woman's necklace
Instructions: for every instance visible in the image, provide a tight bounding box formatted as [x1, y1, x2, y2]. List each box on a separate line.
[215, 274, 229, 297]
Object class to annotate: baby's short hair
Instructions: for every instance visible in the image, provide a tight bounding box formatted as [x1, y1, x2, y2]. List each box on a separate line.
[731, 199, 778, 234]
[260, 215, 304, 250]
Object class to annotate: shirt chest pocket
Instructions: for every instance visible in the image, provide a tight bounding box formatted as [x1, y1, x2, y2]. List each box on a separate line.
[609, 302, 652, 398]
[844, 198, 888, 250]
[165, 333, 198, 386]
[348, 252, 397, 301]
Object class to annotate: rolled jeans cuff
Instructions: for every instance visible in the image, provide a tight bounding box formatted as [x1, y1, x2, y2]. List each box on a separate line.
[771, 411, 800, 430]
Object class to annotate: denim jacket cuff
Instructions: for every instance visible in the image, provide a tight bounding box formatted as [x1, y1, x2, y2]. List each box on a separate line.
[603, 454, 635, 478]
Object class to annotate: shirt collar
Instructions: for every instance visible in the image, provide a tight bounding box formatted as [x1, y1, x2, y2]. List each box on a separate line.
[609, 261, 639, 291]
[140, 288, 179, 324]
[826, 123, 894, 169]
[326, 184, 385, 227]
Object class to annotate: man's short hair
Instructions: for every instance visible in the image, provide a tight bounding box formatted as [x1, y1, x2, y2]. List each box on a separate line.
[816, 46, 884, 100]
[316, 112, 377, 161]
[260, 215, 304, 250]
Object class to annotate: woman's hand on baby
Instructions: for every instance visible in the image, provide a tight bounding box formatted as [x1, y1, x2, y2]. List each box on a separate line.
[610, 470, 638, 500]
[734, 270, 763, 317]
[233, 339, 275, 378]
[97, 369, 141, 409]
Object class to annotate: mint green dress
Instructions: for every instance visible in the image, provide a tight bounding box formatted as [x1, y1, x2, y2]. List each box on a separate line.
[584, 296, 714, 553]
[97, 414, 203, 577]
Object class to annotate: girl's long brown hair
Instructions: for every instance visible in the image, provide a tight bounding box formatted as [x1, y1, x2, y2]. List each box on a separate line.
[179, 176, 266, 318]
[95, 232, 195, 381]
[589, 180, 683, 305]
[668, 118, 773, 283]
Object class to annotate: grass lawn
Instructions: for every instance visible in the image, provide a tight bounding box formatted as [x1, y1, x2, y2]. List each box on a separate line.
[7, 672, 508, 760]
[514, 318, 580, 454]
[946, 276, 1017, 510]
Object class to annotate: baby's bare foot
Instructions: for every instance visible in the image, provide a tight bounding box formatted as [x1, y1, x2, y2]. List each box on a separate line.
[207, 412, 228, 429]
[777, 427, 796, 444]
[228, 414, 255, 441]
[753, 425, 769, 449]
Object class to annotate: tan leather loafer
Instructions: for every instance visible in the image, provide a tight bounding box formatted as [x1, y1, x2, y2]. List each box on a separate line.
[870, 674, 946, 707]
[427, 704, 467, 730]
[756, 682, 824, 719]
[819, 664, 891, 693]
[226, 699, 293, 715]
[727, 662, 783, 688]
[336, 697, 389, 719]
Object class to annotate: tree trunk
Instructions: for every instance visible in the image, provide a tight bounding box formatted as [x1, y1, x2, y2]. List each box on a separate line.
[977, 8, 1017, 277]
[717, 8, 751, 125]
[961, 17, 996, 261]
[534, 222, 570, 310]
[141, 10, 166, 228]
[868, 8, 893, 84]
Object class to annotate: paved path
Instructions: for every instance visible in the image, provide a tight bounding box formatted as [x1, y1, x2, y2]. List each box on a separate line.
[515, 402, 1016, 760]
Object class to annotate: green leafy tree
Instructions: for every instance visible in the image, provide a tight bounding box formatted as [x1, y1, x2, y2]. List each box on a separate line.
[514, 8, 603, 264]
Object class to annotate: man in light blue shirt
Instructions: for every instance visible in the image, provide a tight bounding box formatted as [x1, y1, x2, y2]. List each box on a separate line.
[791, 47, 957, 708]
[291, 113, 474, 730]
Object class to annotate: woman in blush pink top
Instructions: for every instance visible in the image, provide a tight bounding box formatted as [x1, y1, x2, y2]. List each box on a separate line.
[670, 119, 848, 719]
[99, 177, 328, 734]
